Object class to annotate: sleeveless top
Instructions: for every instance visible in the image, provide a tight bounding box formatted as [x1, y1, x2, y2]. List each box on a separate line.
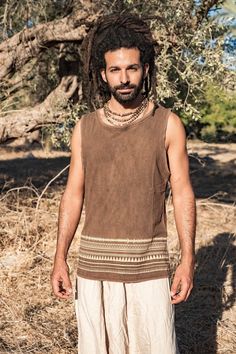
[77, 104, 171, 282]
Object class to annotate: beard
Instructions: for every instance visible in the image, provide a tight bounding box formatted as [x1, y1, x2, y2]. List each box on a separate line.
[106, 76, 145, 104]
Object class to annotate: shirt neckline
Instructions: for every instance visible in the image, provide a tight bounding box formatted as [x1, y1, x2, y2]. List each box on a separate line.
[95, 103, 159, 130]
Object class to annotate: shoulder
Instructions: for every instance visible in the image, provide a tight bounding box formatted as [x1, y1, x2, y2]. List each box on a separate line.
[165, 111, 186, 150]
[155, 104, 182, 129]
[70, 119, 82, 153]
[167, 111, 185, 134]
[78, 110, 96, 125]
[72, 111, 95, 134]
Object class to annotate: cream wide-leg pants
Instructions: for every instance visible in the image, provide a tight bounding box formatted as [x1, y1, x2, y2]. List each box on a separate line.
[75, 276, 179, 354]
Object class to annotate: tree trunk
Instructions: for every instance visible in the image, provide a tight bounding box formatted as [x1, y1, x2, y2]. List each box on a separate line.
[0, 9, 98, 80]
[0, 76, 78, 142]
[0, 5, 101, 142]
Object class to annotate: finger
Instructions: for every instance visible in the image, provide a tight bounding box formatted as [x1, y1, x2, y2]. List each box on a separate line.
[171, 282, 189, 304]
[184, 284, 193, 302]
[171, 291, 186, 304]
[51, 274, 71, 299]
[62, 274, 73, 296]
[53, 282, 71, 299]
[51, 277, 66, 299]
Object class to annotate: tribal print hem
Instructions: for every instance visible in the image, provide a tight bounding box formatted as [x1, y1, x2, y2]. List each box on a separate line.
[77, 234, 170, 282]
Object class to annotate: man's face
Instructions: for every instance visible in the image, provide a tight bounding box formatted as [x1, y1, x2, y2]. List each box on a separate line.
[101, 47, 149, 104]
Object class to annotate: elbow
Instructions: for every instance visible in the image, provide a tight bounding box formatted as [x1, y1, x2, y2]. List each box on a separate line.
[62, 186, 84, 203]
[172, 184, 196, 204]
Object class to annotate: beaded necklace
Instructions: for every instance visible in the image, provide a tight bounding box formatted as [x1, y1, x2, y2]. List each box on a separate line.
[103, 98, 148, 127]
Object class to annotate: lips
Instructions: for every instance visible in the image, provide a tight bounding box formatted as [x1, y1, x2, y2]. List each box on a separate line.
[117, 88, 133, 94]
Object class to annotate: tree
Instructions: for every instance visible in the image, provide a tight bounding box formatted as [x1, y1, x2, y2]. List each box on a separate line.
[216, 0, 236, 36]
[0, 0, 235, 143]
[199, 84, 236, 141]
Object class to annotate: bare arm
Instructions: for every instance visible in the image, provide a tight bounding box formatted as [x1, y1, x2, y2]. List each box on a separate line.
[51, 120, 85, 299]
[166, 112, 196, 304]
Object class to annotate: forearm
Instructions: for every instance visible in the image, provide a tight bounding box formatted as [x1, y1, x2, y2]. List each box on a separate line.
[172, 185, 196, 264]
[55, 189, 84, 261]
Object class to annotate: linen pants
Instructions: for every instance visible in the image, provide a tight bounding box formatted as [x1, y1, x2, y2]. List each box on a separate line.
[75, 276, 179, 354]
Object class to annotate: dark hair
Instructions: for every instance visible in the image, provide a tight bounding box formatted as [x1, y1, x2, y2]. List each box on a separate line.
[82, 13, 157, 108]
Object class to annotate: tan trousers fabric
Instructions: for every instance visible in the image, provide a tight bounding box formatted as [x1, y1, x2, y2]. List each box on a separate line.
[75, 276, 179, 354]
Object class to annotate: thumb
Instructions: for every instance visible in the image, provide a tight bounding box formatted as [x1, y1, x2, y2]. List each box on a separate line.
[62, 272, 72, 294]
[171, 276, 180, 297]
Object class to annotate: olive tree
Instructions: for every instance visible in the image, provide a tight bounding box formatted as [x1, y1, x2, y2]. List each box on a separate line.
[0, 0, 234, 143]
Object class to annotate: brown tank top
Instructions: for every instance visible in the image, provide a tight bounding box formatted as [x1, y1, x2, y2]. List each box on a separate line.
[77, 104, 171, 282]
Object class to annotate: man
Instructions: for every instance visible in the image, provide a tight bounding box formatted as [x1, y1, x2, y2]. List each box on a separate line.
[51, 13, 196, 354]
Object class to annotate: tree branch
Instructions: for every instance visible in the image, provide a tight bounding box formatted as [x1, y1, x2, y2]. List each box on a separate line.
[194, 0, 223, 28]
[0, 9, 99, 80]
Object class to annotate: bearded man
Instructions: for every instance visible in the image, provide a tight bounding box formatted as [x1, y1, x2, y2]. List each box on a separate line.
[51, 12, 196, 354]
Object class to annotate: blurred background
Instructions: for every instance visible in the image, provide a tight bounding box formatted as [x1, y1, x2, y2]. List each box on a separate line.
[0, 1, 235, 353]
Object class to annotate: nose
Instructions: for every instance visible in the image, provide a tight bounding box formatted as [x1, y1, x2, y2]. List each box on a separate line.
[120, 70, 130, 84]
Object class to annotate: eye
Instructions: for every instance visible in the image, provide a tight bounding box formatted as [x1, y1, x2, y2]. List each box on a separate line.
[129, 67, 138, 71]
[110, 68, 119, 72]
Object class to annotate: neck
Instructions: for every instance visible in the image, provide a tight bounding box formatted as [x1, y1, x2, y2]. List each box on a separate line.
[109, 94, 145, 114]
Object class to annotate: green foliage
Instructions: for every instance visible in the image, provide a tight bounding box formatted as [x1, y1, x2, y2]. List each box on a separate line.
[215, 0, 236, 36]
[0, 0, 236, 145]
[104, 0, 235, 122]
[0, 0, 73, 40]
[41, 102, 89, 150]
[198, 84, 236, 141]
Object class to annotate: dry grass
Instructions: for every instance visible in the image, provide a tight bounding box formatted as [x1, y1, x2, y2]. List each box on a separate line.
[0, 143, 235, 353]
[0, 186, 80, 353]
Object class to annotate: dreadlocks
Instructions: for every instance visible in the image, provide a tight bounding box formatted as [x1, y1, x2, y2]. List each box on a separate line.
[82, 13, 157, 108]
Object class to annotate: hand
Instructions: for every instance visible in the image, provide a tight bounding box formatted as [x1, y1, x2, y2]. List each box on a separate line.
[170, 260, 194, 304]
[51, 258, 72, 300]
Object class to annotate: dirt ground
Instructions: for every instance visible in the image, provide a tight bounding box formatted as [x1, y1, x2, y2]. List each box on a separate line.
[0, 140, 235, 354]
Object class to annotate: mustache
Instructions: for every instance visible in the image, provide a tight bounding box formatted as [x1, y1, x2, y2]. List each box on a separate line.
[114, 84, 136, 90]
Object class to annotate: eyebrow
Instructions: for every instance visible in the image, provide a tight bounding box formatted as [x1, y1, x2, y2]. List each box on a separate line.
[108, 64, 140, 70]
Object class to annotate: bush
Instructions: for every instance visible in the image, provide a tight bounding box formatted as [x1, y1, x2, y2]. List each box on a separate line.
[183, 84, 236, 142]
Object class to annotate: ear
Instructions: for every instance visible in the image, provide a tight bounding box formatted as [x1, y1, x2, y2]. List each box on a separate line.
[100, 68, 107, 83]
[143, 63, 149, 78]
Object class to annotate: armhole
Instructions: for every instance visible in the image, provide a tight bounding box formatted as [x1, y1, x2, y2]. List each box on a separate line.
[162, 108, 171, 181]
[79, 116, 85, 172]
